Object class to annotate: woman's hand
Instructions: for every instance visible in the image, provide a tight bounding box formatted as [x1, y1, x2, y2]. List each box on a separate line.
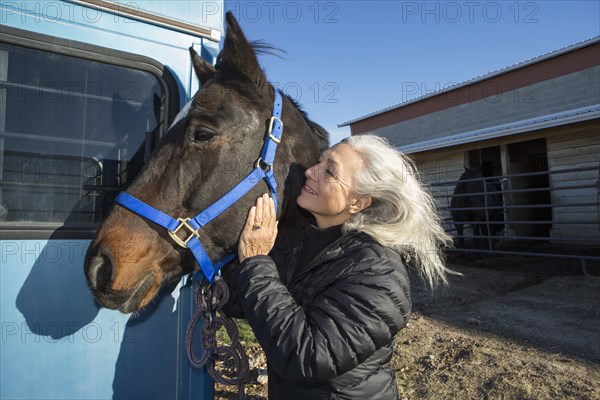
[238, 193, 278, 263]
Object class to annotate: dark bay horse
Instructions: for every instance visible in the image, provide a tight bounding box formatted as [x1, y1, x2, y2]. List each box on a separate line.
[450, 167, 504, 248]
[84, 12, 328, 313]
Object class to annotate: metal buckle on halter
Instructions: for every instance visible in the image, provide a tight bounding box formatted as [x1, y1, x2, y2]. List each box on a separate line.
[267, 116, 283, 144]
[168, 218, 199, 248]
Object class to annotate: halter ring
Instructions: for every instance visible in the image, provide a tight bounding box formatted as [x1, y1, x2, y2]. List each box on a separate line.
[254, 157, 271, 172]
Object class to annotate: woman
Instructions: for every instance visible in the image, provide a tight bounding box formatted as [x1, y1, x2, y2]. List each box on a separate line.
[232, 134, 452, 399]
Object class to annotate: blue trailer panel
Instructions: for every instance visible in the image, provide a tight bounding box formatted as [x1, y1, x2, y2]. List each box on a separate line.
[0, 1, 223, 398]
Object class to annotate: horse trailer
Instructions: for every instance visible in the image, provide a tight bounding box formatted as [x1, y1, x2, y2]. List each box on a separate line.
[0, 1, 223, 398]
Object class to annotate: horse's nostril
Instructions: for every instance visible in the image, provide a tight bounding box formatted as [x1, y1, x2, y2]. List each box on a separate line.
[88, 254, 113, 291]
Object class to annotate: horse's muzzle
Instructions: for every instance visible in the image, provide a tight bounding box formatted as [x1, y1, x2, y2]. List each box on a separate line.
[86, 253, 114, 293]
[84, 247, 158, 313]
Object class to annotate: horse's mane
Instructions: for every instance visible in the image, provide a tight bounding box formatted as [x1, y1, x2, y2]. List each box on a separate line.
[280, 92, 329, 152]
[218, 41, 330, 152]
[250, 40, 287, 59]
[249, 40, 330, 151]
[305, 119, 330, 152]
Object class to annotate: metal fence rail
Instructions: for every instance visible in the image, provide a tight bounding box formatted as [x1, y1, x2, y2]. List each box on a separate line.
[431, 164, 600, 269]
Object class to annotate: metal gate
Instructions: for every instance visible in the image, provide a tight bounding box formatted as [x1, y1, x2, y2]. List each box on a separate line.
[434, 164, 600, 270]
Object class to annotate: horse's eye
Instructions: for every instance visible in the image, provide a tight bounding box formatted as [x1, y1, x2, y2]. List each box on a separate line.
[193, 128, 216, 142]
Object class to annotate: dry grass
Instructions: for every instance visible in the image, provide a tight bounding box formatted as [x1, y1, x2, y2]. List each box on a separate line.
[394, 314, 599, 400]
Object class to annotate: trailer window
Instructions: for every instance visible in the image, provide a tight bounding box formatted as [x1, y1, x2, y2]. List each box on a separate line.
[0, 42, 169, 230]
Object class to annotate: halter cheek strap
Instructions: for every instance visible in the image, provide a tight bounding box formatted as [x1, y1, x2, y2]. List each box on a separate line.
[114, 90, 284, 284]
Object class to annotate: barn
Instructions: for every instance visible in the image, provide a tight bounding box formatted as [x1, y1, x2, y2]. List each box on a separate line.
[339, 37, 600, 254]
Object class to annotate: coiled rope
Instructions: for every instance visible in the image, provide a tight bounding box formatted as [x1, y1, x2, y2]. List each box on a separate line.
[185, 277, 250, 399]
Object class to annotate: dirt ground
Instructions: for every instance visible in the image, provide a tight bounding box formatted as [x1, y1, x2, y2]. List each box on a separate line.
[215, 252, 600, 400]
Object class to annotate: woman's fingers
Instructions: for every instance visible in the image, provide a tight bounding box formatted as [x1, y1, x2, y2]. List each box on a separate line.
[246, 205, 257, 228]
[266, 195, 276, 230]
[262, 193, 271, 220]
[238, 194, 279, 262]
[245, 194, 274, 229]
[255, 195, 264, 225]
[256, 193, 275, 228]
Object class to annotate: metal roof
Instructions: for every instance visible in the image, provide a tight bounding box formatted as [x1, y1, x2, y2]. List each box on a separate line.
[338, 36, 600, 128]
[397, 104, 600, 154]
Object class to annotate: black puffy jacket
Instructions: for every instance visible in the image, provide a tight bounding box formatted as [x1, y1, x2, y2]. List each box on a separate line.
[230, 226, 411, 399]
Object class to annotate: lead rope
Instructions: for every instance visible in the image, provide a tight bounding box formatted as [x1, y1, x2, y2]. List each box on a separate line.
[185, 277, 250, 399]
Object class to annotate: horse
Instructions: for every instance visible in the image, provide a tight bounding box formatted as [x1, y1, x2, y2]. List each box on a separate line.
[450, 167, 504, 249]
[84, 12, 328, 314]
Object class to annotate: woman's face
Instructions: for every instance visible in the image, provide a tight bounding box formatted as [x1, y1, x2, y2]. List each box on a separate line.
[297, 142, 370, 228]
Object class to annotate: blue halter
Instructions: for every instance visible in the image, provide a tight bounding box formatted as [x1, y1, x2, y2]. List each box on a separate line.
[114, 90, 284, 284]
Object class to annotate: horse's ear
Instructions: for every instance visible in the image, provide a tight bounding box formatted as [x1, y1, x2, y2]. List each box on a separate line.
[220, 11, 267, 87]
[189, 47, 216, 85]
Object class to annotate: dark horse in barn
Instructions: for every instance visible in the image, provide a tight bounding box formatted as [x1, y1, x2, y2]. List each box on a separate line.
[450, 167, 504, 250]
[83, 12, 328, 314]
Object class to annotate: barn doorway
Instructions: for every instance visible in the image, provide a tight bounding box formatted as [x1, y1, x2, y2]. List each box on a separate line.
[507, 138, 552, 238]
[466, 146, 505, 240]
[468, 146, 502, 179]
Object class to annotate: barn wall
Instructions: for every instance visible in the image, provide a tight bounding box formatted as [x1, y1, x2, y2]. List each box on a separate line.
[408, 119, 600, 243]
[410, 149, 465, 231]
[546, 120, 600, 242]
[369, 65, 600, 148]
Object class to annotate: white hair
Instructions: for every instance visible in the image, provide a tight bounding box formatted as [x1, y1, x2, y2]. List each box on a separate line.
[342, 134, 454, 288]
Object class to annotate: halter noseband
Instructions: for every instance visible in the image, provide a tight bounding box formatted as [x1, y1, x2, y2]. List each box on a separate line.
[114, 90, 284, 284]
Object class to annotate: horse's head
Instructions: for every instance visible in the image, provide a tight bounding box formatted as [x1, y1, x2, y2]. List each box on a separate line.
[453, 166, 482, 204]
[84, 12, 328, 313]
[459, 166, 483, 181]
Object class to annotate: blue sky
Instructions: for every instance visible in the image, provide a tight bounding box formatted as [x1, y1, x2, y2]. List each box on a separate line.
[223, 1, 600, 145]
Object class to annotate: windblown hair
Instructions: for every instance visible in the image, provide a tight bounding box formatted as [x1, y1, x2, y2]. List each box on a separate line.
[342, 134, 454, 288]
